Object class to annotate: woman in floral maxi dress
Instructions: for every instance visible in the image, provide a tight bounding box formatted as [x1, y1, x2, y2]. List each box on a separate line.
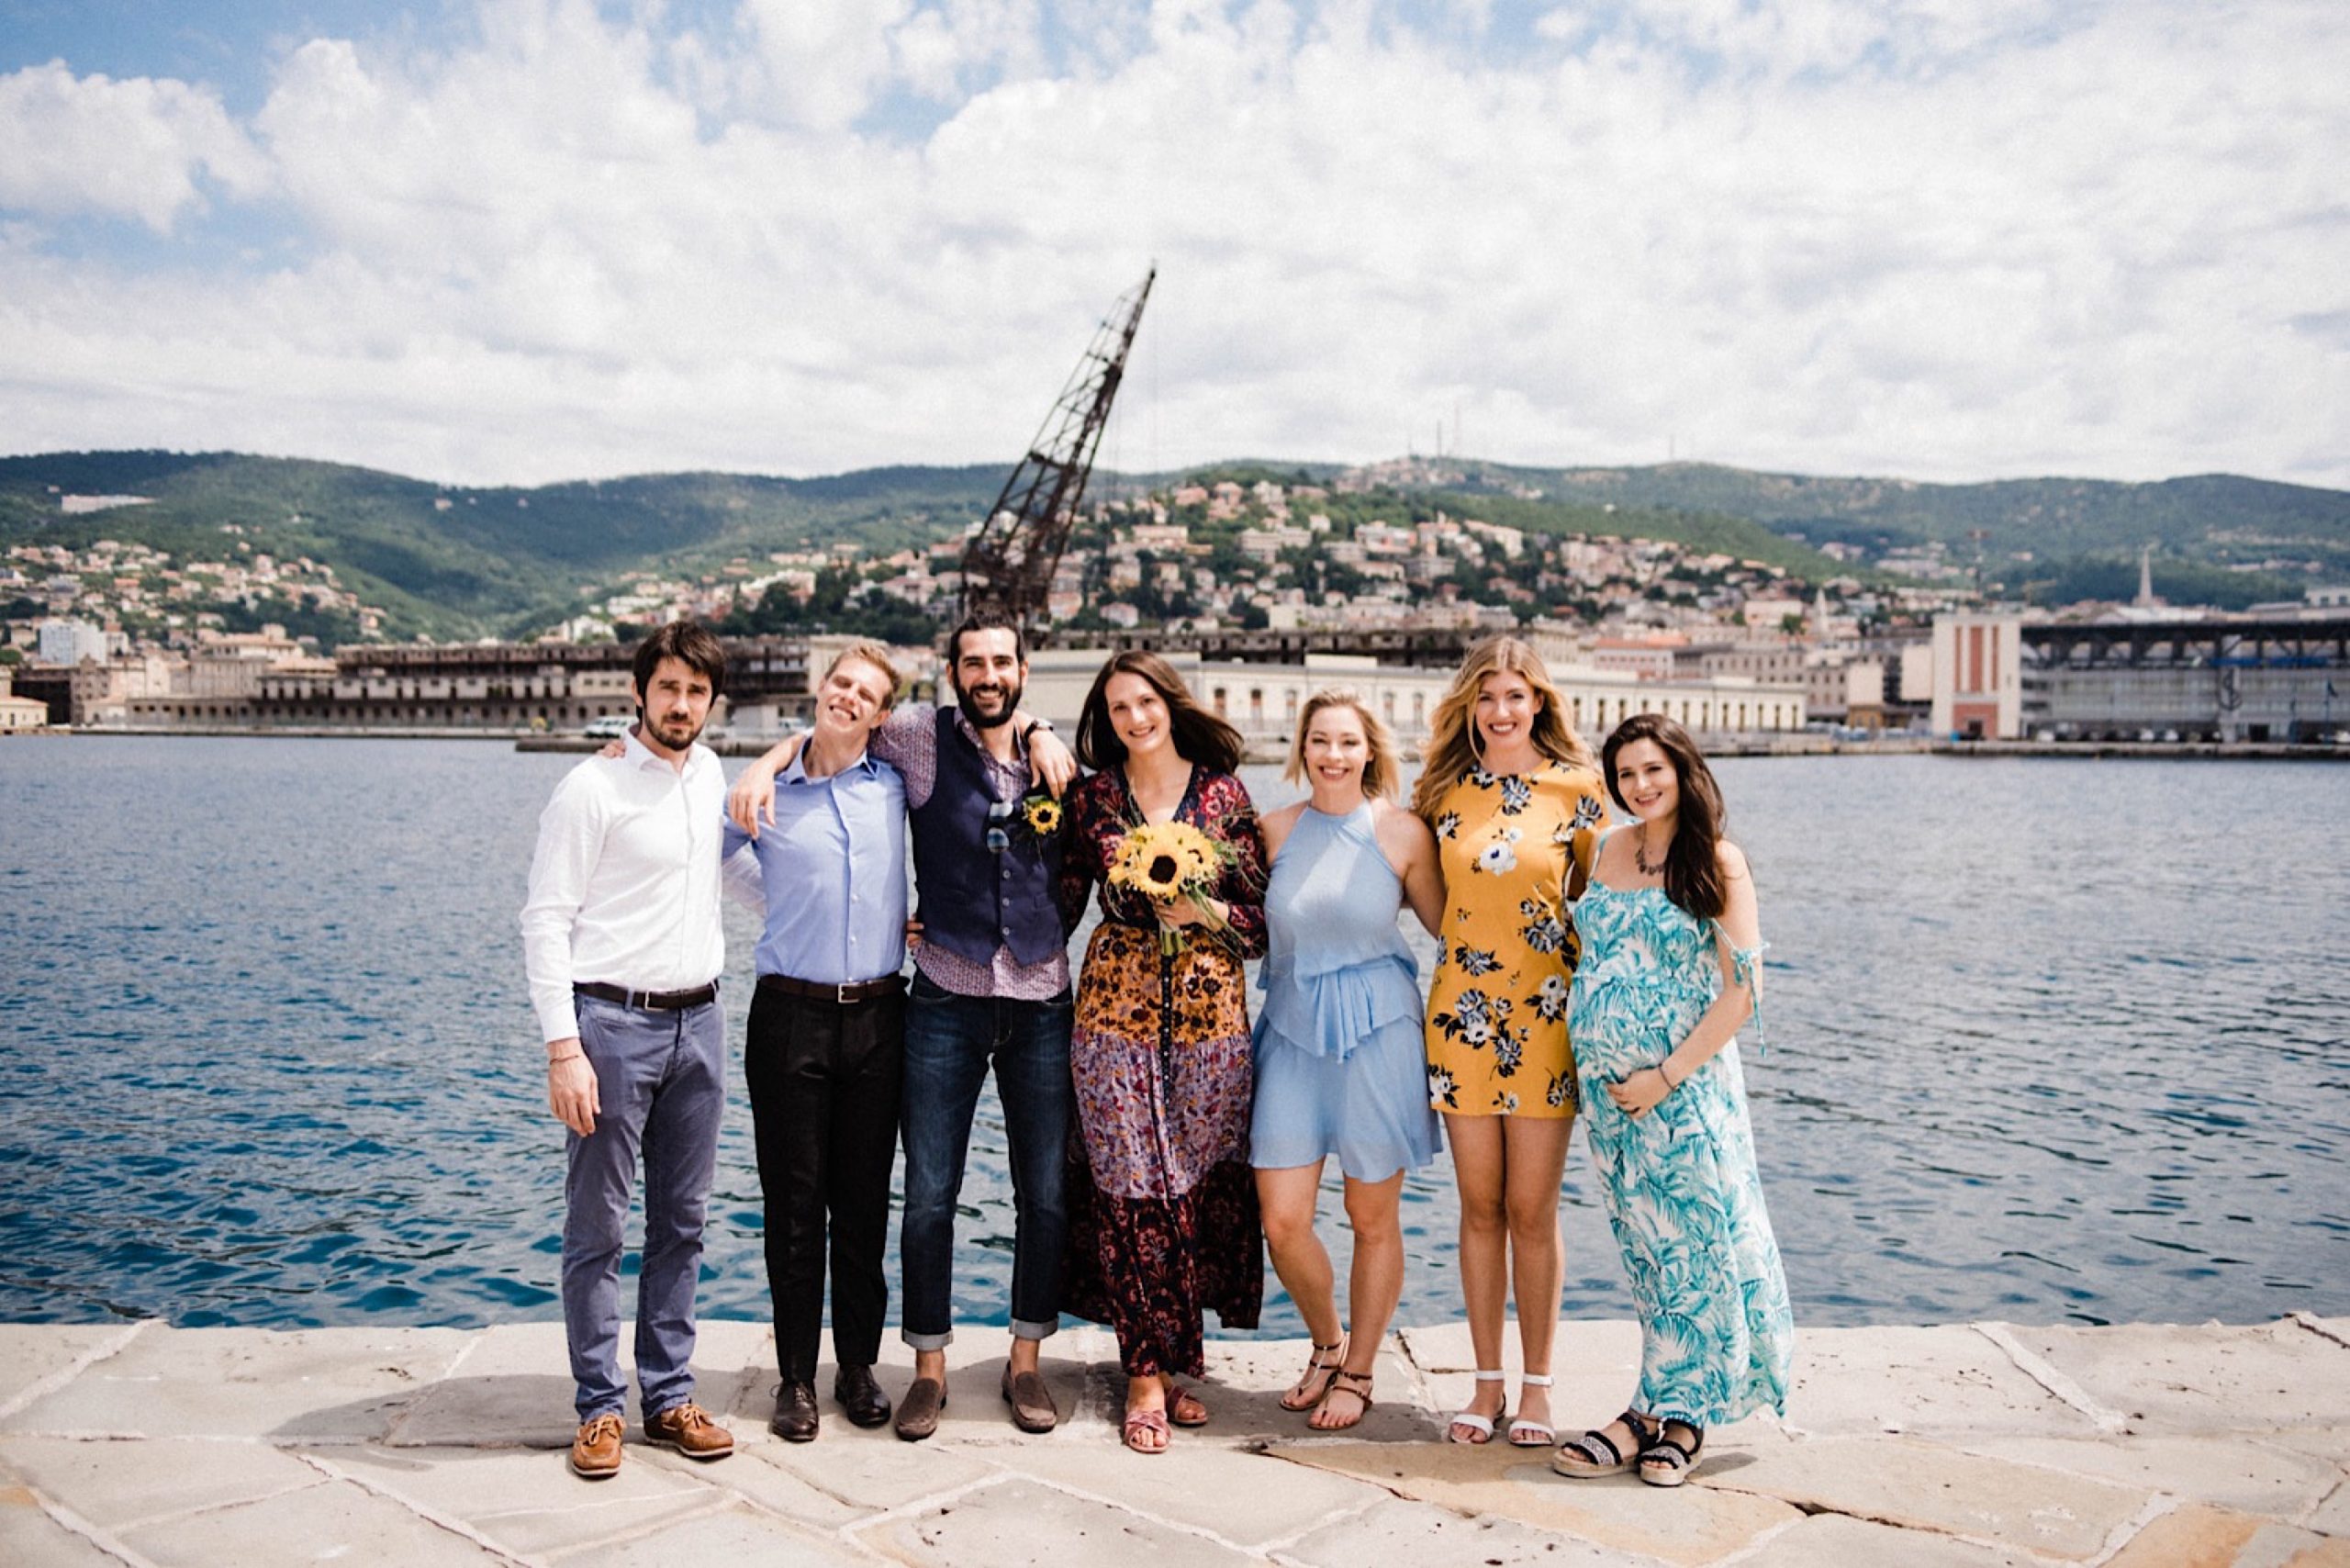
[1551, 713, 1792, 1489]
[1058, 651, 1268, 1454]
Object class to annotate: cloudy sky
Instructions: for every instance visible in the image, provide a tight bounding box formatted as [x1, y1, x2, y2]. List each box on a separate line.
[2, 0, 2344, 488]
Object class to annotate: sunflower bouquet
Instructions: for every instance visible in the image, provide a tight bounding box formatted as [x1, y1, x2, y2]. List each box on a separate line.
[1108, 820, 1232, 955]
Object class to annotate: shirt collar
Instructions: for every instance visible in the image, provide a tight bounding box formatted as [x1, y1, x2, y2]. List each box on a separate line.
[621, 726, 707, 775]
[780, 745, 877, 786]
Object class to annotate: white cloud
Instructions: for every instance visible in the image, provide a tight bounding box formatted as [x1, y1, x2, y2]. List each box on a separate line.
[0, 0, 2344, 488]
[0, 61, 268, 231]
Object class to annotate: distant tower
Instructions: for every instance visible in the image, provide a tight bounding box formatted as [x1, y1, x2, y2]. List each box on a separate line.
[960, 268, 1155, 630]
[2134, 543, 2160, 609]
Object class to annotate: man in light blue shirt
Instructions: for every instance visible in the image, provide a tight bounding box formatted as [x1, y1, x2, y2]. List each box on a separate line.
[720, 641, 912, 1441]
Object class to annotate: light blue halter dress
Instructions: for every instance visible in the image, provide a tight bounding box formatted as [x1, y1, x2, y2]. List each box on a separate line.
[1564, 826, 1793, 1427]
[1249, 804, 1443, 1182]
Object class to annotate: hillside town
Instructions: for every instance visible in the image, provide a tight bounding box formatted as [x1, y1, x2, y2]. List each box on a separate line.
[6, 470, 2345, 748]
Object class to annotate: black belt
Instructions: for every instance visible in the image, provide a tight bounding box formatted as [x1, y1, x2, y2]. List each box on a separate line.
[758, 972, 905, 1005]
[574, 980, 719, 1011]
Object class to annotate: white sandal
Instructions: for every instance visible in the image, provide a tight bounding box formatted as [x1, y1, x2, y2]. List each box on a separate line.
[1448, 1370, 1506, 1444]
[1506, 1372, 1557, 1447]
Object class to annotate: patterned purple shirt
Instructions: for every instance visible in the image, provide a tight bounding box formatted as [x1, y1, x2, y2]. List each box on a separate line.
[870, 703, 1072, 1001]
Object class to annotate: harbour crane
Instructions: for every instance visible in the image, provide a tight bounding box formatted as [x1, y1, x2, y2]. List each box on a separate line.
[959, 267, 1155, 630]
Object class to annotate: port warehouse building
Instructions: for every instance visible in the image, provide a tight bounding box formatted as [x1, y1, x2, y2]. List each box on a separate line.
[1935, 610, 2350, 742]
[81, 626, 1808, 741]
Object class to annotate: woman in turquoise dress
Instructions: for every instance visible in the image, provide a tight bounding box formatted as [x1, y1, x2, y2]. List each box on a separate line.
[1550, 713, 1792, 1488]
[1252, 690, 1446, 1430]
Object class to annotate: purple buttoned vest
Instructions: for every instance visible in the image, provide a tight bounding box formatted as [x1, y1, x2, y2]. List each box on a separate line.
[908, 707, 1066, 968]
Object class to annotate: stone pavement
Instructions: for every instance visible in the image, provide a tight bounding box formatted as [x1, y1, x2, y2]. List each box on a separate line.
[2, 1314, 2344, 1566]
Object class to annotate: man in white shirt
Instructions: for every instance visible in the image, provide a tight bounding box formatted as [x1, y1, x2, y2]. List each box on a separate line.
[520, 622, 741, 1480]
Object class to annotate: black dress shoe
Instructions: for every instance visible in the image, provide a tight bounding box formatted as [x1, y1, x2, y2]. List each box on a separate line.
[770, 1379, 820, 1442]
[834, 1363, 892, 1428]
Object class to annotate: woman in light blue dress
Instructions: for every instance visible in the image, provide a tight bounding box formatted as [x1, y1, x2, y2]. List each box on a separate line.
[1252, 690, 1446, 1430]
[1551, 713, 1792, 1488]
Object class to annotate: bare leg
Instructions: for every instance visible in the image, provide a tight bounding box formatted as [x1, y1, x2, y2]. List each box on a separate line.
[1445, 1113, 1508, 1441]
[1312, 1170, 1405, 1430]
[1501, 1114, 1573, 1438]
[1258, 1161, 1339, 1347]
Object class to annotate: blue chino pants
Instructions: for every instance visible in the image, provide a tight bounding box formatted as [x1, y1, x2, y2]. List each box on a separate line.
[898, 972, 1075, 1347]
[563, 992, 726, 1421]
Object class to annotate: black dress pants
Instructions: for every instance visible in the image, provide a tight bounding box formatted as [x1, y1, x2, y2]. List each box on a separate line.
[744, 980, 905, 1384]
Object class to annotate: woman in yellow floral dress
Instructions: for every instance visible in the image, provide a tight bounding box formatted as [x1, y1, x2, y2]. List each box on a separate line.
[1413, 636, 1606, 1448]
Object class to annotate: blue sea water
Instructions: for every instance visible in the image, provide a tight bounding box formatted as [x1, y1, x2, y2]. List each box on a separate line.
[0, 736, 2344, 1331]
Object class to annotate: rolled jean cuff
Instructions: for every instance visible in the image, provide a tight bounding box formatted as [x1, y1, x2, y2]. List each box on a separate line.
[900, 1327, 953, 1351]
[1011, 1315, 1060, 1342]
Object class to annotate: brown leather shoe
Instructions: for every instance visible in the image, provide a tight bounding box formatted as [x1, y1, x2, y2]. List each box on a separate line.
[643, 1400, 734, 1461]
[569, 1413, 623, 1479]
[1001, 1366, 1058, 1433]
[770, 1380, 819, 1442]
[834, 1364, 891, 1428]
[895, 1375, 946, 1442]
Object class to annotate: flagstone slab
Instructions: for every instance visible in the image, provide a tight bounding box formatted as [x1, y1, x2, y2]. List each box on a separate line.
[1736, 1514, 2042, 1566]
[1778, 1324, 2099, 1437]
[852, 1474, 1258, 1566]
[738, 1422, 994, 1512]
[1401, 1318, 1682, 1447]
[314, 1441, 725, 1557]
[1948, 1432, 2344, 1521]
[1185, 1336, 1434, 1444]
[1706, 1434, 2148, 1560]
[0, 1435, 323, 1529]
[5, 1325, 472, 1443]
[1998, 1319, 2347, 1433]
[116, 1474, 509, 1565]
[552, 1500, 873, 1566]
[2103, 1502, 2350, 1567]
[644, 1441, 867, 1530]
[1001, 1439, 1390, 1545]
[0, 1325, 145, 1419]
[1279, 1495, 1648, 1566]
[1272, 1438, 1797, 1566]
[2304, 1474, 2350, 1536]
[389, 1319, 763, 1450]
[0, 1485, 124, 1568]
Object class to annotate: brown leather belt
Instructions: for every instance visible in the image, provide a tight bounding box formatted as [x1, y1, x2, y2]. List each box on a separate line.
[758, 972, 906, 1005]
[574, 980, 719, 1011]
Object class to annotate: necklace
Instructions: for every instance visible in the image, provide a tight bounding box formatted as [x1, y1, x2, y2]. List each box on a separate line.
[1633, 830, 1668, 877]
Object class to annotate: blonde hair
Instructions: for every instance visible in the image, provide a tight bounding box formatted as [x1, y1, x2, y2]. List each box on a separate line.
[1411, 635, 1593, 821]
[822, 641, 903, 704]
[1281, 688, 1404, 801]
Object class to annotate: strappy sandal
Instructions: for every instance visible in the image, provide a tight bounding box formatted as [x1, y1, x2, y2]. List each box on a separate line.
[1166, 1383, 1210, 1428]
[1448, 1369, 1506, 1444]
[1638, 1419, 1706, 1487]
[1278, 1338, 1346, 1413]
[1122, 1405, 1171, 1455]
[1506, 1372, 1557, 1447]
[1551, 1409, 1659, 1478]
[1309, 1370, 1374, 1432]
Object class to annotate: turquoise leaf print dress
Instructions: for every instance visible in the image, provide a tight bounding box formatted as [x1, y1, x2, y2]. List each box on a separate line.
[1565, 828, 1793, 1428]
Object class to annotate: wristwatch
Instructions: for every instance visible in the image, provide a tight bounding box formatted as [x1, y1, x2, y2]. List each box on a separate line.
[1021, 719, 1054, 743]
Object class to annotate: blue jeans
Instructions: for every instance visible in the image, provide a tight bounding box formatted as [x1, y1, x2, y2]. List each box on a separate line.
[899, 972, 1075, 1347]
[562, 993, 726, 1421]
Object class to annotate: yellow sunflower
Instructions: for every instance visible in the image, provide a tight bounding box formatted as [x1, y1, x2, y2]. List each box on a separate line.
[1023, 796, 1064, 837]
[1109, 820, 1222, 902]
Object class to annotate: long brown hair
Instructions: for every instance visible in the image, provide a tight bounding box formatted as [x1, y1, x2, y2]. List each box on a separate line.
[1411, 635, 1593, 821]
[1075, 650, 1245, 774]
[1601, 712, 1731, 922]
[1282, 688, 1404, 801]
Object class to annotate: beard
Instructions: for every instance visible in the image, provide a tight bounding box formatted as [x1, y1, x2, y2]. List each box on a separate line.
[954, 673, 1024, 731]
[643, 709, 706, 751]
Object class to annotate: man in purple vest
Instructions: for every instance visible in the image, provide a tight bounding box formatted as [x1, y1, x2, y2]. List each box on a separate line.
[729, 612, 1078, 1440]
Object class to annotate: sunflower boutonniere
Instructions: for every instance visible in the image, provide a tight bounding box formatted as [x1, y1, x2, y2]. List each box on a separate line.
[1020, 792, 1065, 839]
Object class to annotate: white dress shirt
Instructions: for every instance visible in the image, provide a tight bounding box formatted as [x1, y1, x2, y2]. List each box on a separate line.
[520, 730, 738, 1044]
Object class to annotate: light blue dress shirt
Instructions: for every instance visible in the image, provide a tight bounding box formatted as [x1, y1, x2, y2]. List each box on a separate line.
[722, 750, 909, 985]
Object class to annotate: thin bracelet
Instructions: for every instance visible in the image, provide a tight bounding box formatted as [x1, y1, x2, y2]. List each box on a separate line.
[1658, 1060, 1678, 1091]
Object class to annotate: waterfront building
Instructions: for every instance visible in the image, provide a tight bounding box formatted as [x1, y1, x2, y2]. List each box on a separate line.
[1931, 613, 2024, 739]
[2020, 613, 2350, 744]
[1023, 649, 1805, 752]
[0, 693, 50, 732]
[37, 619, 107, 666]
